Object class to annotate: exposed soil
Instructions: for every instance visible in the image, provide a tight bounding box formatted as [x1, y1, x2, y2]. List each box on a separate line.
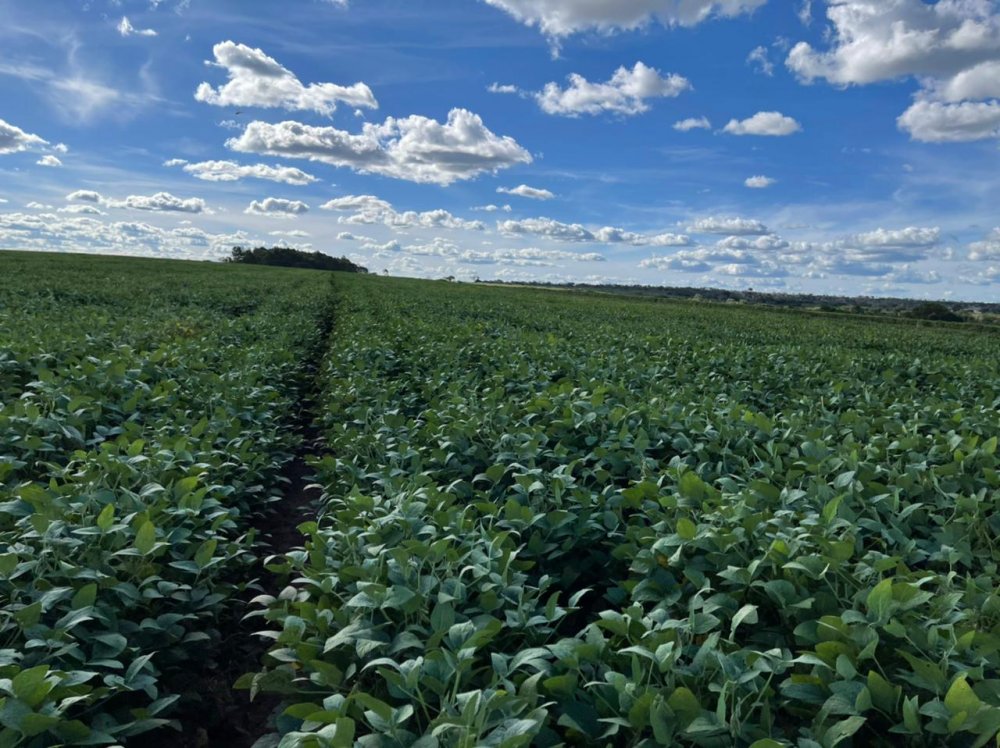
[145, 418, 324, 747]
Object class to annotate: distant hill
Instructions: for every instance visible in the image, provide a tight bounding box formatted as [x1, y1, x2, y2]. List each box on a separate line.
[225, 246, 368, 273]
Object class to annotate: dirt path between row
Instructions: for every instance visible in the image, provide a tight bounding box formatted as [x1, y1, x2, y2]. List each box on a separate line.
[147, 303, 335, 747]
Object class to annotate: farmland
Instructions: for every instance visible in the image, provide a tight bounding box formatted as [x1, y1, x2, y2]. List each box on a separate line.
[3, 253, 1000, 747]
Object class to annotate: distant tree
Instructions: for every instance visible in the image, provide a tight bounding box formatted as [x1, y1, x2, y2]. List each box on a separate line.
[907, 302, 963, 322]
[224, 246, 368, 273]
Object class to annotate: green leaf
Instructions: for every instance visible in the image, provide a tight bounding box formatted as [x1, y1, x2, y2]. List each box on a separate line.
[677, 518, 697, 540]
[866, 579, 894, 622]
[71, 583, 97, 610]
[20, 713, 60, 738]
[668, 687, 701, 726]
[945, 676, 982, 716]
[730, 604, 758, 637]
[134, 520, 157, 555]
[194, 539, 218, 569]
[96, 504, 115, 532]
[823, 716, 866, 746]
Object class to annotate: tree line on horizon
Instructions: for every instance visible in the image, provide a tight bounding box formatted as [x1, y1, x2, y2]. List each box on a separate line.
[225, 246, 368, 274]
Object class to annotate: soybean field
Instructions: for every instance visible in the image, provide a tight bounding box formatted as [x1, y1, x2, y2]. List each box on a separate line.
[2, 252, 1000, 747]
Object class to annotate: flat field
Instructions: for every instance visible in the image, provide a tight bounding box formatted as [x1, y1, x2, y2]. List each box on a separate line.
[2, 252, 999, 747]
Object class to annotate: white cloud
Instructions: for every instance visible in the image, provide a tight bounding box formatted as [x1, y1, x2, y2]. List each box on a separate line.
[58, 204, 104, 215]
[499, 216, 691, 246]
[66, 190, 103, 203]
[245, 198, 309, 217]
[321, 194, 485, 231]
[498, 184, 555, 200]
[897, 99, 1000, 142]
[851, 226, 940, 248]
[488, 83, 519, 94]
[0, 118, 48, 154]
[473, 204, 513, 213]
[723, 111, 801, 136]
[797, 0, 812, 26]
[717, 233, 788, 250]
[122, 193, 208, 213]
[321, 195, 393, 212]
[66, 189, 207, 213]
[227, 109, 532, 185]
[25, 202, 52, 209]
[747, 45, 774, 76]
[37, 155, 63, 167]
[117, 16, 158, 37]
[787, 1, 1000, 87]
[269, 229, 310, 238]
[172, 159, 318, 185]
[744, 175, 776, 188]
[163, 158, 189, 167]
[787, 1, 1000, 142]
[458, 247, 607, 265]
[0, 211, 254, 260]
[536, 62, 690, 117]
[195, 41, 378, 116]
[673, 116, 711, 131]
[688, 216, 769, 235]
[939, 60, 1000, 102]
[482, 0, 769, 38]
[968, 227, 1000, 261]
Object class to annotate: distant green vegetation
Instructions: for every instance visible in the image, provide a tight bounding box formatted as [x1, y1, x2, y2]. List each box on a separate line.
[226, 245, 369, 273]
[251, 275, 1000, 747]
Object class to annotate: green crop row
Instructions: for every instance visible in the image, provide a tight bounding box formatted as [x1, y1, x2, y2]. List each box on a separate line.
[0, 253, 335, 746]
[249, 276, 1000, 747]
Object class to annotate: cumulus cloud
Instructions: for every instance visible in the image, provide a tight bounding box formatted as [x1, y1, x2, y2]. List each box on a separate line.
[122, 193, 208, 213]
[488, 83, 519, 94]
[245, 197, 309, 217]
[744, 175, 776, 188]
[0, 212, 249, 260]
[473, 204, 513, 213]
[66, 190, 103, 203]
[117, 16, 158, 37]
[321, 194, 485, 230]
[787, 1, 1000, 142]
[499, 216, 691, 246]
[66, 189, 208, 213]
[457, 247, 607, 266]
[37, 155, 62, 167]
[673, 116, 711, 131]
[169, 159, 318, 185]
[227, 109, 532, 185]
[747, 45, 774, 76]
[897, 100, 1000, 142]
[482, 0, 769, 38]
[969, 227, 1000, 261]
[498, 184, 555, 200]
[535, 62, 690, 116]
[58, 204, 104, 215]
[723, 111, 801, 136]
[688, 216, 769, 235]
[0, 118, 48, 154]
[321, 195, 392, 213]
[195, 41, 378, 116]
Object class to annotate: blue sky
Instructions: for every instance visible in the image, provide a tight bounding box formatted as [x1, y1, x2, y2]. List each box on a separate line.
[1, 0, 999, 300]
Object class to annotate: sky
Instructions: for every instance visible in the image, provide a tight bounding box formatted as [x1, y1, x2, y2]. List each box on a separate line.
[1, 0, 999, 301]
